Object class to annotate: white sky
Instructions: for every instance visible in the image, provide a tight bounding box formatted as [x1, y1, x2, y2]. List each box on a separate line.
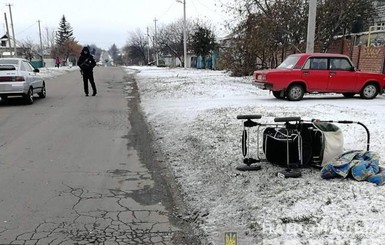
[0, 0, 230, 50]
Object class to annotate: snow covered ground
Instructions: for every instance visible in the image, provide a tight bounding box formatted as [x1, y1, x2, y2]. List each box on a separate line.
[125, 66, 385, 245]
[39, 65, 79, 79]
[39, 65, 385, 244]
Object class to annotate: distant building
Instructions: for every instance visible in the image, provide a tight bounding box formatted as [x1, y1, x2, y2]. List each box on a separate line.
[160, 53, 195, 68]
[100, 51, 113, 66]
[0, 34, 20, 57]
[360, 1, 385, 46]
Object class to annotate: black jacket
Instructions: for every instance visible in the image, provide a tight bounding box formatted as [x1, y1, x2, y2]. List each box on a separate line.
[77, 47, 96, 72]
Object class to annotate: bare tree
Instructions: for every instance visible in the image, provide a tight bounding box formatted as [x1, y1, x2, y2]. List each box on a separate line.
[65, 40, 82, 65]
[17, 39, 37, 61]
[51, 39, 82, 65]
[157, 19, 194, 66]
[123, 29, 148, 65]
[220, 0, 375, 76]
[316, 0, 375, 51]
[219, 0, 307, 75]
[43, 27, 55, 50]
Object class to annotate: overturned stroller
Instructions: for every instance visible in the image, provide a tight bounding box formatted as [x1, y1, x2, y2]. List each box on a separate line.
[237, 115, 370, 178]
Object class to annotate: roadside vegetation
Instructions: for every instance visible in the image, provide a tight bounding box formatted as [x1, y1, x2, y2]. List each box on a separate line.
[219, 0, 376, 76]
[123, 0, 377, 76]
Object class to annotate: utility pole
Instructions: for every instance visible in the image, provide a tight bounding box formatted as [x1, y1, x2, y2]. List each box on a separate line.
[38, 20, 43, 65]
[147, 27, 149, 64]
[154, 18, 158, 66]
[183, 0, 187, 68]
[45, 27, 50, 49]
[7, 4, 16, 57]
[306, 0, 317, 53]
[177, 0, 187, 68]
[4, 12, 11, 56]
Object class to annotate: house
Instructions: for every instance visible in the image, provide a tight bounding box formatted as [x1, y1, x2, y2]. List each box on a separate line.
[355, 1, 385, 46]
[160, 53, 195, 68]
[0, 34, 19, 57]
[0, 33, 54, 68]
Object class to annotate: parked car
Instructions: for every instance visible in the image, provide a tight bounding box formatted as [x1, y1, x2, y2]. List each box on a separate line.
[0, 58, 46, 104]
[253, 53, 385, 101]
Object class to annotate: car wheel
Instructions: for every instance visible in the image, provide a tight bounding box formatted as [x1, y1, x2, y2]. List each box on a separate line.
[360, 83, 378, 99]
[286, 84, 304, 101]
[23, 88, 34, 104]
[272, 91, 285, 99]
[38, 84, 46, 98]
[342, 93, 355, 98]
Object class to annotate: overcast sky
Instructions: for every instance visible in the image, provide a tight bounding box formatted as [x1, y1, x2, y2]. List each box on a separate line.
[0, 0, 230, 50]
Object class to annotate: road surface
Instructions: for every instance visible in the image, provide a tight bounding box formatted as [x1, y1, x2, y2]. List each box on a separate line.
[0, 67, 195, 244]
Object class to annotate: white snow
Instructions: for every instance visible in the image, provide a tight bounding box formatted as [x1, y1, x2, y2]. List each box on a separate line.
[39, 65, 385, 244]
[38, 66, 79, 79]
[124, 66, 385, 245]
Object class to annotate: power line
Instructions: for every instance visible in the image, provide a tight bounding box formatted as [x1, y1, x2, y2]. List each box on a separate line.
[16, 21, 37, 36]
[190, 0, 200, 17]
[194, 0, 228, 19]
[194, 0, 212, 12]
[157, 1, 177, 22]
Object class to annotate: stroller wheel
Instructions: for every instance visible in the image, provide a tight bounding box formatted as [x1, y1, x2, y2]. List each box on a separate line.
[236, 165, 262, 171]
[277, 169, 302, 178]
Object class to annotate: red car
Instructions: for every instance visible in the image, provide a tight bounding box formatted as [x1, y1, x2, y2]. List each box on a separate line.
[253, 53, 385, 101]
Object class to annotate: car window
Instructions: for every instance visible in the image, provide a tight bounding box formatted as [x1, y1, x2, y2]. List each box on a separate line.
[22, 61, 34, 72]
[330, 58, 353, 71]
[0, 65, 16, 70]
[303, 57, 328, 70]
[20, 61, 26, 71]
[277, 55, 300, 69]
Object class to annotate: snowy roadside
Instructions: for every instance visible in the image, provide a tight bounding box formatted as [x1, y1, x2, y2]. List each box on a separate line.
[125, 66, 385, 245]
[39, 66, 79, 79]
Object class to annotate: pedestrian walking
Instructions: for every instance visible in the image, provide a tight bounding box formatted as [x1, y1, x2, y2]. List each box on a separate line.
[55, 56, 61, 68]
[77, 47, 97, 96]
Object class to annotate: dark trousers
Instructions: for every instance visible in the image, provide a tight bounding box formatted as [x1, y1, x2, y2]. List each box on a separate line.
[82, 71, 97, 95]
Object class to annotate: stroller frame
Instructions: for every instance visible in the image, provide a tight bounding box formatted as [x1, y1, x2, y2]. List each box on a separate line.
[236, 115, 371, 178]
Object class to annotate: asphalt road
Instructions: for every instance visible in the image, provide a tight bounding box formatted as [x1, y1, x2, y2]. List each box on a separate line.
[0, 67, 194, 244]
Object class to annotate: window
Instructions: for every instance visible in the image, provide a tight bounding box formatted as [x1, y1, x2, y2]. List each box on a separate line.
[22, 61, 34, 72]
[330, 58, 353, 71]
[303, 57, 328, 70]
[20, 61, 26, 71]
[277, 55, 300, 69]
[0, 65, 15, 71]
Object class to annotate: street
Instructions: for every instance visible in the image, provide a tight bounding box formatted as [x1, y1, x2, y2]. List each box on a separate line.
[0, 67, 193, 244]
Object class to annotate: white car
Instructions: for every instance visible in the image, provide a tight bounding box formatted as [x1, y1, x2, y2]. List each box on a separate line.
[0, 58, 46, 104]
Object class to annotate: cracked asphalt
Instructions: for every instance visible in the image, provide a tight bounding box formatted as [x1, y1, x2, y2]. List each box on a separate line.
[0, 67, 196, 244]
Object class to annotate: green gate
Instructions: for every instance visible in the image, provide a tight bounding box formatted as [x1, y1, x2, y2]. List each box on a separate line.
[31, 60, 44, 68]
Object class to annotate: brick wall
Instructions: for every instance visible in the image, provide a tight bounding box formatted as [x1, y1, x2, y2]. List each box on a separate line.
[328, 39, 352, 55]
[353, 46, 385, 73]
[328, 38, 385, 73]
[351, 45, 360, 67]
